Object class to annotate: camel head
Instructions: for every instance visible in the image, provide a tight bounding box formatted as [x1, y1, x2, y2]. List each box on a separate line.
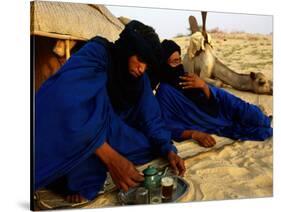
[250, 72, 273, 95]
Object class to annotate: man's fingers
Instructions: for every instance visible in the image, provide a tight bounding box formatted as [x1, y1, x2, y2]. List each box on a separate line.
[179, 76, 188, 80]
[201, 135, 213, 147]
[116, 171, 142, 191]
[179, 76, 195, 82]
[170, 159, 178, 174]
[66, 195, 71, 202]
[209, 141, 215, 147]
[68, 195, 80, 203]
[122, 173, 143, 191]
[120, 182, 129, 192]
[78, 195, 83, 203]
[132, 172, 144, 182]
[203, 138, 211, 147]
[70, 196, 75, 203]
[210, 136, 216, 145]
[185, 76, 196, 80]
[184, 73, 195, 77]
[207, 136, 216, 146]
[209, 139, 216, 147]
[181, 83, 194, 87]
[126, 177, 138, 188]
[75, 195, 80, 203]
[182, 85, 194, 89]
[110, 171, 119, 185]
[185, 77, 195, 81]
[200, 139, 211, 147]
[111, 171, 126, 191]
[179, 82, 187, 86]
[178, 160, 186, 177]
[206, 139, 213, 147]
[180, 81, 194, 86]
[180, 81, 196, 88]
[180, 165, 186, 177]
[202, 141, 209, 147]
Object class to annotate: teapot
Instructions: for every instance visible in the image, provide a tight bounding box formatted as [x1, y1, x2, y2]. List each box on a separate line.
[142, 166, 168, 189]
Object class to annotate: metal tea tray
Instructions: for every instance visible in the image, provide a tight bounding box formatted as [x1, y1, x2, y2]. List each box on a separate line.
[117, 176, 189, 205]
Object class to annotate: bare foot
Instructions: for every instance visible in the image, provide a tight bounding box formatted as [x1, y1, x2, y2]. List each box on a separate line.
[65, 194, 87, 204]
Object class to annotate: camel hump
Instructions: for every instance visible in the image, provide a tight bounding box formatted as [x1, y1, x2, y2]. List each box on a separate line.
[189, 16, 199, 34]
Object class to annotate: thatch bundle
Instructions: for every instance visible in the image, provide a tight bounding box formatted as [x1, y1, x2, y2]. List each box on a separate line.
[31, 1, 124, 41]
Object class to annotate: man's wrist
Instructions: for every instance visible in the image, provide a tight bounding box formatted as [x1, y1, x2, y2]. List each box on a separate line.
[202, 83, 208, 90]
[202, 83, 211, 98]
[95, 142, 116, 165]
[181, 130, 195, 139]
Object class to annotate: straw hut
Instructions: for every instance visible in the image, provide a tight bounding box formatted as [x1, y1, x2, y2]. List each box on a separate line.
[118, 16, 132, 25]
[31, 1, 124, 91]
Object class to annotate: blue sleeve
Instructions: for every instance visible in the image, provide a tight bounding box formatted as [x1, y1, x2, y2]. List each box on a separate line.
[136, 75, 178, 157]
[35, 40, 112, 189]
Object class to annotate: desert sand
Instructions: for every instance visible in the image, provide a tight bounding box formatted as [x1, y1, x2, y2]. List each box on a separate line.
[180, 138, 273, 202]
[35, 32, 273, 209]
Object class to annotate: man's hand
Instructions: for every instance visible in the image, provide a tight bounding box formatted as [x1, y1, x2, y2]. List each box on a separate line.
[167, 151, 186, 177]
[179, 73, 211, 99]
[95, 142, 144, 192]
[191, 131, 216, 148]
[179, 73, 206, 89]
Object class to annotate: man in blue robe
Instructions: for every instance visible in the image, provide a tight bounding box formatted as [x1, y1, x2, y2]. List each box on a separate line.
[35, 21, 185, 203]
[148, 39, 272, 148]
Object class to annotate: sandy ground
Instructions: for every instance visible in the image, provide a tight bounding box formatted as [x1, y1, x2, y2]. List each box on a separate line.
[36, 32, 273, 209]
[180, 138, 273, 202]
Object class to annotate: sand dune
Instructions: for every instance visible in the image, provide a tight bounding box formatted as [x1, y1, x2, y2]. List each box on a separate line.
[181, 138, 273, 202]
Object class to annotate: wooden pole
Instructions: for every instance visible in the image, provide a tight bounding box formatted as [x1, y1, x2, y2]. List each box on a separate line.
[31, 30, 86, 41]
[65, 39, 70, 60]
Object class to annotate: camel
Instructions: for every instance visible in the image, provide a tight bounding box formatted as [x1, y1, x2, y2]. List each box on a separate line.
[182, 13, 273, 95]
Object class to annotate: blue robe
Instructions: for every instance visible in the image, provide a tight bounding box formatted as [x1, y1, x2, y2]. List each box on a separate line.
[156, 83, 272, 141]
[35, 39, 176, 200]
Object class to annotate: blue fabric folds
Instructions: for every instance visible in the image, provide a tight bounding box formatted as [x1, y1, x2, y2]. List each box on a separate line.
[35, 40, 176, 200]
[156, 83, 272, 141]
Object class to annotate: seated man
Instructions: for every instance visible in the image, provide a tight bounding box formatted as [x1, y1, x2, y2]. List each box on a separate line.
[148, 39, 272, 148]
[35, 21, 185, 203]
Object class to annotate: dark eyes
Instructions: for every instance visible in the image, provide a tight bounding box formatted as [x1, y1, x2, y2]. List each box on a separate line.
[169, 58, 182, 66]
[136, 55, 146, 63]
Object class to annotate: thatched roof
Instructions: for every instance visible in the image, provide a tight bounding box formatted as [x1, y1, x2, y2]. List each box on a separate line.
[118, 16, 131, 25]
[31, 1, 124, 41]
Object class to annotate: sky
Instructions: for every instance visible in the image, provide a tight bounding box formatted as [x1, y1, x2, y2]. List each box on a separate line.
[107, 5, 273, 39]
